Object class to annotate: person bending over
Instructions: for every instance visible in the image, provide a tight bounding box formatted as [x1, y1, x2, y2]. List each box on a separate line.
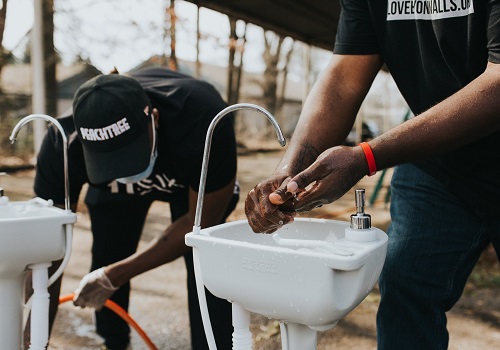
[34, 67, 238, 350]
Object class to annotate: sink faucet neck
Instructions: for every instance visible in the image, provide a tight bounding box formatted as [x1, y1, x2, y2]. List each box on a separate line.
[193, 103, 286, 231]
[10, 114, 71, 211]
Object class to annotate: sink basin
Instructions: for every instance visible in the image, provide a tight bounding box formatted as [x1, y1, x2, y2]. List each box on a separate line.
[0, 197, 77, 277]
[5, 114, 77, 349]
[185, 217, 388, 331]
[184, 105, 386, 349]
[0, 196, 77, 349]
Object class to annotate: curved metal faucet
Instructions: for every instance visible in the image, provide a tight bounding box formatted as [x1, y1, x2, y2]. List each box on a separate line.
[193, 103, 286, 233]
[10, 114, 71, 211]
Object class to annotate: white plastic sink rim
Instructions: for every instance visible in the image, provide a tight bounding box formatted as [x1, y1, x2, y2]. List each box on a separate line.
[0, 199, 73, 221]
[187, 218, 388, 271]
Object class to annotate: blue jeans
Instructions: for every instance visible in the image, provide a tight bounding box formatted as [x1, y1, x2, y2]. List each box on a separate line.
[377, 161, 500, 350]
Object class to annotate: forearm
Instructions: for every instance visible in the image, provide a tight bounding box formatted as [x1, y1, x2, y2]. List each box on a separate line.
[276, 54, 382, 175]
[103, 180, 236, 287]
[105, 215, 193, 287]
[371, 62, 500, 170]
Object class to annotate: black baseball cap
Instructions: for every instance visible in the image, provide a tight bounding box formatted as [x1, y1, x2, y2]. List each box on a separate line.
[73, 74, 152, 184]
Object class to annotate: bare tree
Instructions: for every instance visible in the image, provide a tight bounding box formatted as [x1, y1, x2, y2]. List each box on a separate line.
[43, 0, 57, 117]
[195, 5, 200, 78]
[259, 31, 294, 139]
[277, 41, 294, 110]
[0, 0, 9, 90]
[261, 31, 293, 115]
[166, 0, 178, 71]
[0, 0, 11, 154]
[55, 0, 164, 69]
[227, 17, 246, 105]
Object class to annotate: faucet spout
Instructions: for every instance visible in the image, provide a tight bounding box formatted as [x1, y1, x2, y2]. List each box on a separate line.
[10, 114, 71, 211]
[193, 103, 286, 232]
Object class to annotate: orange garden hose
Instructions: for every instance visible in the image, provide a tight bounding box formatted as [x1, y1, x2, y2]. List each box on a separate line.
[59, 293, 159, 350]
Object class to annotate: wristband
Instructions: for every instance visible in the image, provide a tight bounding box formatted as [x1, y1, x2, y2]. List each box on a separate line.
[359, 142, 377, 176]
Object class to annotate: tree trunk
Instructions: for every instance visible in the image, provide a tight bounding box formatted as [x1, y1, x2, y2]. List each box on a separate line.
[195, 5, 200, 78]
[43, 0, 57, 117]
[167, 0, 178, 71]
[227, 17, 237, 103]
[277, 42, 294, 110]
[234, 24, 246, 104]
[226, 18, 246, 106]
[262, 31, 284, 115]
[0, 0, 8, 92]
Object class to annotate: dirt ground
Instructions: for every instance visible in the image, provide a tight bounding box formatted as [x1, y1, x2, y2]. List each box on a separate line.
[2, 150, 499, 349]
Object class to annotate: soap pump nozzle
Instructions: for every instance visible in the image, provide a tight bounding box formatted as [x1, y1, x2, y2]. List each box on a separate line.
[345, 188, 377, 242]
[350, 189, 371, 229]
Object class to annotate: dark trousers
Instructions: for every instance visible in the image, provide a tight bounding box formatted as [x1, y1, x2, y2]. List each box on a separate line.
[377, 162, 500, 349]
[85, 185, 236, 349]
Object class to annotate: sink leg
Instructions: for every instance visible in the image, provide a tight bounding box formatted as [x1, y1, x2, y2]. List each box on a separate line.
[28, 263, 51, 350]
[280, 322, 318, 350]
[0, 275, 24, 349]
[232, 303, 252, 349]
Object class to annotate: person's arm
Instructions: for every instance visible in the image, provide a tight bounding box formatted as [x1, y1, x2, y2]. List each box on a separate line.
[283, 61, 500, 199]
[245, 53, 383, 233]
[246, 57, 500, 233]
[369, 61, 500, 169]
[277, 54, 384, 175]
[73, 177, 236, 309]
[104, 178, 236, 287]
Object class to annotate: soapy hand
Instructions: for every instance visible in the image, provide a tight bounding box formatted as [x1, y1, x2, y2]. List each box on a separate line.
[282, 146, 366, 210]
[73, 267, 118, 311]
[245, 173, 296, 234]
[245, 146, 367, 233]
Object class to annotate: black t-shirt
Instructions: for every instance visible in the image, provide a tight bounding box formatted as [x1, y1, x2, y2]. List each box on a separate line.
[334, 0, 500, 114]
[333, 0, 500, 203]
[34, 67, 237, 206]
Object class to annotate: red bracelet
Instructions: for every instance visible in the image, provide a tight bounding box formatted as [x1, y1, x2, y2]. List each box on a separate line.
[359, 142, 377, 176]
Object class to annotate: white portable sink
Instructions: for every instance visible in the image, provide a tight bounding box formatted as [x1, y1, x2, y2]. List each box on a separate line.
[0, 197, 76, 277]
[0, 196, 76, 350]
[2, 114, 77, 350]
[184, 104, 388, 349]
[186, 218, 387, 332]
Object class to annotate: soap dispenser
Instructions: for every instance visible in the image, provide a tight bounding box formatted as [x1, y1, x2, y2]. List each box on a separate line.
[345, 189, 377, 242]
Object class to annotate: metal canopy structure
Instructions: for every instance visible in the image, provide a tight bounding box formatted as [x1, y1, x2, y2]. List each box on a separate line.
[186, 0, 341, 51]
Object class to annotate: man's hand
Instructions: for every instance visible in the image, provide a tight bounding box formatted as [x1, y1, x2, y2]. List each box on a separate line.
[245, 145, 367, 233]
[245, 173, 296, 234]
[73, 267, 118, 311]
[283, 145, 367, 212]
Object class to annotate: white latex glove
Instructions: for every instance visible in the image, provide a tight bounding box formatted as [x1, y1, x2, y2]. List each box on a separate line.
[73, 267, 118, 311]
